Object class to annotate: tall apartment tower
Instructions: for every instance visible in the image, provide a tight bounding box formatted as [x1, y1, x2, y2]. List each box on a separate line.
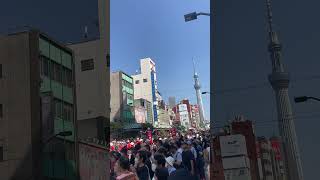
[168, 96, 176, 109]
[132, 58, 160, 126]
[68, 0, 110, 140]
[265, 1, 304, 180]
[0, 30, 77, 180]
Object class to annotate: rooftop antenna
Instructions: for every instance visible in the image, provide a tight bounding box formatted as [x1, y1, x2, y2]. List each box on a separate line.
[266, 0, 274, 42]
[84, 26, 88, 39]
[192, 57, 197, 75]
[266, 0, 284, 72]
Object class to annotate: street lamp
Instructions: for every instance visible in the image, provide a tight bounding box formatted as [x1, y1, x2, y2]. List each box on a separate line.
[294, 96, 320, 103]
[44, 131, 73, 144]
[202, 91, 213, 95]
[184, 12, 211, 22]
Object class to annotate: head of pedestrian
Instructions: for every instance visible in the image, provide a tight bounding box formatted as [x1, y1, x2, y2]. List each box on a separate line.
[111, 151, 121, 162]
[144, 144, 151, 152]
[187, 141, 194, 148]
[157, 139, 163, 146]
[120, 147, 128, 157]
[156, 147, 167, 157]
[135, 150, 147, 167]
[114, 156, 130, 176]
[154, 154, 166, 169]
[182, 141, 189, 151]
[169, 145, 177, 155]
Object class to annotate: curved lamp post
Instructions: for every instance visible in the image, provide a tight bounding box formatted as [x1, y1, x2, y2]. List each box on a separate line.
[184, 12, 211, 22]
[294, 96, 320, 103]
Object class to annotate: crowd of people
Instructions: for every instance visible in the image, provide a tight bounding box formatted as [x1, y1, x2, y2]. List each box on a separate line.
[110, 131, 211, 180]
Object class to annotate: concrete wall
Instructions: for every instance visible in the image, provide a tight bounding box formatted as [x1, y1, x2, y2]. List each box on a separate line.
[79, 142, 109, 180]
[110, 72, 121, 122]
[68, 40, 109, 121]
[0, 32, 37, 180]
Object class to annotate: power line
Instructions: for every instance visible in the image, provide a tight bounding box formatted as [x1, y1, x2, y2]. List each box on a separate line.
[211, 113, 320, 129]
[154, 74, 320, 96]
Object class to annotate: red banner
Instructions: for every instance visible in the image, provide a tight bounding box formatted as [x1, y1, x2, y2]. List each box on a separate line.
[271, 140, 281, 160]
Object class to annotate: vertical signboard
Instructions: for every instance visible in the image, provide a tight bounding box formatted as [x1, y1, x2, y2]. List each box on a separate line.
[178, 104, 188, 112]
[151, 71, 158, 122]
[270, 139, 281, 160]
[256, 141, 264, 180]
[135, 106, 146, 123]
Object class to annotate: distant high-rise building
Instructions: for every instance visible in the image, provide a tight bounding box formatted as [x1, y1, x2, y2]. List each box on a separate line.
[168, 96, 176, 108]
[110, 71, 135, 124]
[132, 58, 160, 126]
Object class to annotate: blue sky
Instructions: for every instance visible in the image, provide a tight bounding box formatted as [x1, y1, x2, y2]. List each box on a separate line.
[111, 0, 210, 119]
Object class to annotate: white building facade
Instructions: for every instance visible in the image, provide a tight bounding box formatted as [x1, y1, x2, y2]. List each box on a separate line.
[132, 58, 160, 126]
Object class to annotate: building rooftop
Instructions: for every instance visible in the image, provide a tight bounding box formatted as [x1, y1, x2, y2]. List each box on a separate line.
[5, 26, 73, 54]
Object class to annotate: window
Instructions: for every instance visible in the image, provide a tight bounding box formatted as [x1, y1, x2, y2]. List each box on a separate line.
[143, 78, 148, 83]
[63, 68, 72, 88]
[135, 80, 139, 84]
[39, 38, 50, 57]
[0, 104, 2, 118]
[63, 103, 73, 122]
[127, 94, 133, 100]
[81, 59, 94, 71]
[0, 146, 3, 161]
[122, 80, 133, 89]
[49, 61, 54, 79]
[106, 54, 110, 67]
[53, 62, 62, 82]
[54, 99, 62, 118]
[40, 57, 49, 77]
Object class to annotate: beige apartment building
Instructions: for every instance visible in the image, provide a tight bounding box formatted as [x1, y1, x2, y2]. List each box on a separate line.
[68, 0, 110, 141]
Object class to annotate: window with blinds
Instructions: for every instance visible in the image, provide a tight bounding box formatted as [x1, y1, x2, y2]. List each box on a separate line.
[81, 59, 94, 71]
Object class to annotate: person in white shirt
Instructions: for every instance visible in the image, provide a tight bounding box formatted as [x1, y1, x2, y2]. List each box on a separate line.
[165, 156, 176, 175]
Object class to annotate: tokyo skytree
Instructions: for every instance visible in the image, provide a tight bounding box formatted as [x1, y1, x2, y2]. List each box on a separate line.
[265, 0, 304, 180]
[193, 59, 206, 127]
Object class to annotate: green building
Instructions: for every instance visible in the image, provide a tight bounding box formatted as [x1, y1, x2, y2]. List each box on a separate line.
[39, 34, 77, 180]
[0, 29, 78, 180]
[110, 71, 135, 123]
